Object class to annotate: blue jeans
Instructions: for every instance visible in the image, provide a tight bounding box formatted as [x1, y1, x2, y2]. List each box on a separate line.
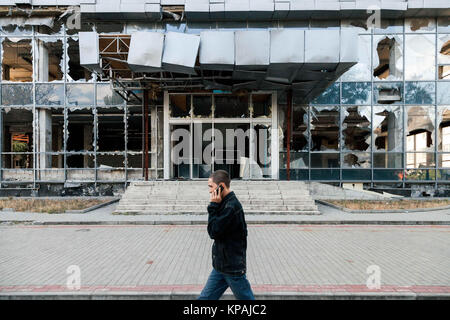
[197, 268, 255, 300]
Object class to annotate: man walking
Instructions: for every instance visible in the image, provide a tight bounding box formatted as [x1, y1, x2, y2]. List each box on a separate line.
[198, 170, 255, 300]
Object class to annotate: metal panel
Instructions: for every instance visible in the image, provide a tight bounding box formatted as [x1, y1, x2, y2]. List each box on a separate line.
[199, 31, 235, 70]
[162, 32, 201, 75]
[79, 32, 101, 71]
[249, 0, 274, 20]
[340, 28, 359, 63]
[270, 29, 304, 64]
[127, 32, 164, 72]
[305, 29, 340, 63]
[235, 30, 270, 70]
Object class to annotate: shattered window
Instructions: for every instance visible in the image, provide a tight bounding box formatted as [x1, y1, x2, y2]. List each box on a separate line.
[0, 25, 32, 36]
[36, 39, 63, 81]
[310, 106, 339, 151]
[252, 94, 271, 118]
[406, 106, 435, 153]
[2, 38, 32, 82]
[438, 107, 450, 153]
[193, 95, 212, 118]
[97, 107, 125, 152]
[373, 35, 403, 80]
[2, 108, 33, 169]
[341, 82, 371, 105]
[438, 17, 450, 33]
[405, 18, 436, 33]
[292, 105, 308, 152]
[170, 94, 191, 118]
[342, 106, 371, 152]
[405, 34, 435, 80]
[405, 82, 435, 105]
[374, 19, 403, 34]
[438, 35, 450, 80]
[67, 38, 92, 81]
[373, 105, 403, 152]
[342, 152, 371, 169]
[67, 108, 94, 153]
[214, 94, 250, 118]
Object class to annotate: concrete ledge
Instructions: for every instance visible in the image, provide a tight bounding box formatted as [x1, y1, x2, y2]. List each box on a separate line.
[65, 198, 120, 213]
[317, 199, 450, 214]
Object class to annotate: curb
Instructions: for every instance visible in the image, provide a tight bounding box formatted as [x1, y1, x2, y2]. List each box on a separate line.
[316, 200, 450, 214]
[0, 220, 449, 226]
[65, 198, 120, 213]
[1, 292, 449, 300]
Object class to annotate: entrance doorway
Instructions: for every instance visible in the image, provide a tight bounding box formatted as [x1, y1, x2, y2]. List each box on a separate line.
[164, 92, 278, 180]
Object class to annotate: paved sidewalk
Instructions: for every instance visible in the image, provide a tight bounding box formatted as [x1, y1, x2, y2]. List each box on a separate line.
[0, 224, 449, 299]
[1, 202, 450, 226]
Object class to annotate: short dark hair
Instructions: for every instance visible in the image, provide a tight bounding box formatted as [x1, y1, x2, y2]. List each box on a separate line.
[209, 170, 231, 188]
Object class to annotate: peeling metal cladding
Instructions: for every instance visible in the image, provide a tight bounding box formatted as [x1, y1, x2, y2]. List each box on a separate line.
[162, 31, 200, 75]
[199, 30, 235, 71]
[78, 31, 101, 72]
[127, 32, 164, 73]
[266, 29, 305, 84]
[235, 30, 270, 71]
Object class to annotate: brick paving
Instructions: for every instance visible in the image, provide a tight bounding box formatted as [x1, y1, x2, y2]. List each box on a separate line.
[0, 224, 449, 297]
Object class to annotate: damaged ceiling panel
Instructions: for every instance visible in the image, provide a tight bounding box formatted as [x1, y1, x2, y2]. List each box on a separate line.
[81, 28, 358, 102]
[127, 32, 164, 73]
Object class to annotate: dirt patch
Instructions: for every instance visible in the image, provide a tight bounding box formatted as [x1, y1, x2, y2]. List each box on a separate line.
[328, 200, 450, 211]
[0, 199, 109, 214]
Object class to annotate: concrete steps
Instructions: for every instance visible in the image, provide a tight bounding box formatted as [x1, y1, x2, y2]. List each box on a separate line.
[115, 180, 320, 215]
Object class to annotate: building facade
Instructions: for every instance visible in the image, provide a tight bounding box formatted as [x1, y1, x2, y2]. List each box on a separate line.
[0, 1, 449, 196]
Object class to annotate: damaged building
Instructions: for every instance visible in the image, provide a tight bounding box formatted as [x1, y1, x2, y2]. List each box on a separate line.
[0, 0, 449, 197]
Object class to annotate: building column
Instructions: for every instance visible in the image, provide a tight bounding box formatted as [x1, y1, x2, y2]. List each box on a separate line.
[83, 125, 93, 168]
[38, 40, 52, 170]
[151, 103, 158, 177]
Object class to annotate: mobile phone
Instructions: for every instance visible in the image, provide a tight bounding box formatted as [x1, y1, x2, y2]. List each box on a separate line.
[215, 185, 224, 194]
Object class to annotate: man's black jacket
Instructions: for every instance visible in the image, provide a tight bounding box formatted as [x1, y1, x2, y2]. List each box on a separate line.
[207, 191, 248, 276]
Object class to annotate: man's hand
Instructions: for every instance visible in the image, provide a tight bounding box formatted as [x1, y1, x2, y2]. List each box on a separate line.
[210, 187, 222, 203]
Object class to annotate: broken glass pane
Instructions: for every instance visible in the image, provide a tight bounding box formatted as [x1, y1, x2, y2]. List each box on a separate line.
[66, 84, 94, 106]
[67, 38, 92, 81]
[193, 95, 212, 118]
[405, 18, 436, 33]
[97, 107, 125, 152]
[405, 82, 435, 104]
[342, 106, 371, 151]
[252, 94, 272, 118]
[67, 108, 94, 152]
[373, 35, 403, 80]
[437, 106, 450, 152]
[406, 106, 435, 152]
[36, 84, 64, 106]
[405, 34, 435, 80]
[2, 38, 32, 82]
[170, 94, 191, 118]
[292, 105, 308, 151]
[214, 95, 249, 118]
[374, 19, 403, 34]
[373, 105, 403, 152]
[1, 84, 33, 106]
[341, 82, 371, 105]
[310, 106, 339, 151]
[438, 17, 450, 32]
[36, 39, 63, 81]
